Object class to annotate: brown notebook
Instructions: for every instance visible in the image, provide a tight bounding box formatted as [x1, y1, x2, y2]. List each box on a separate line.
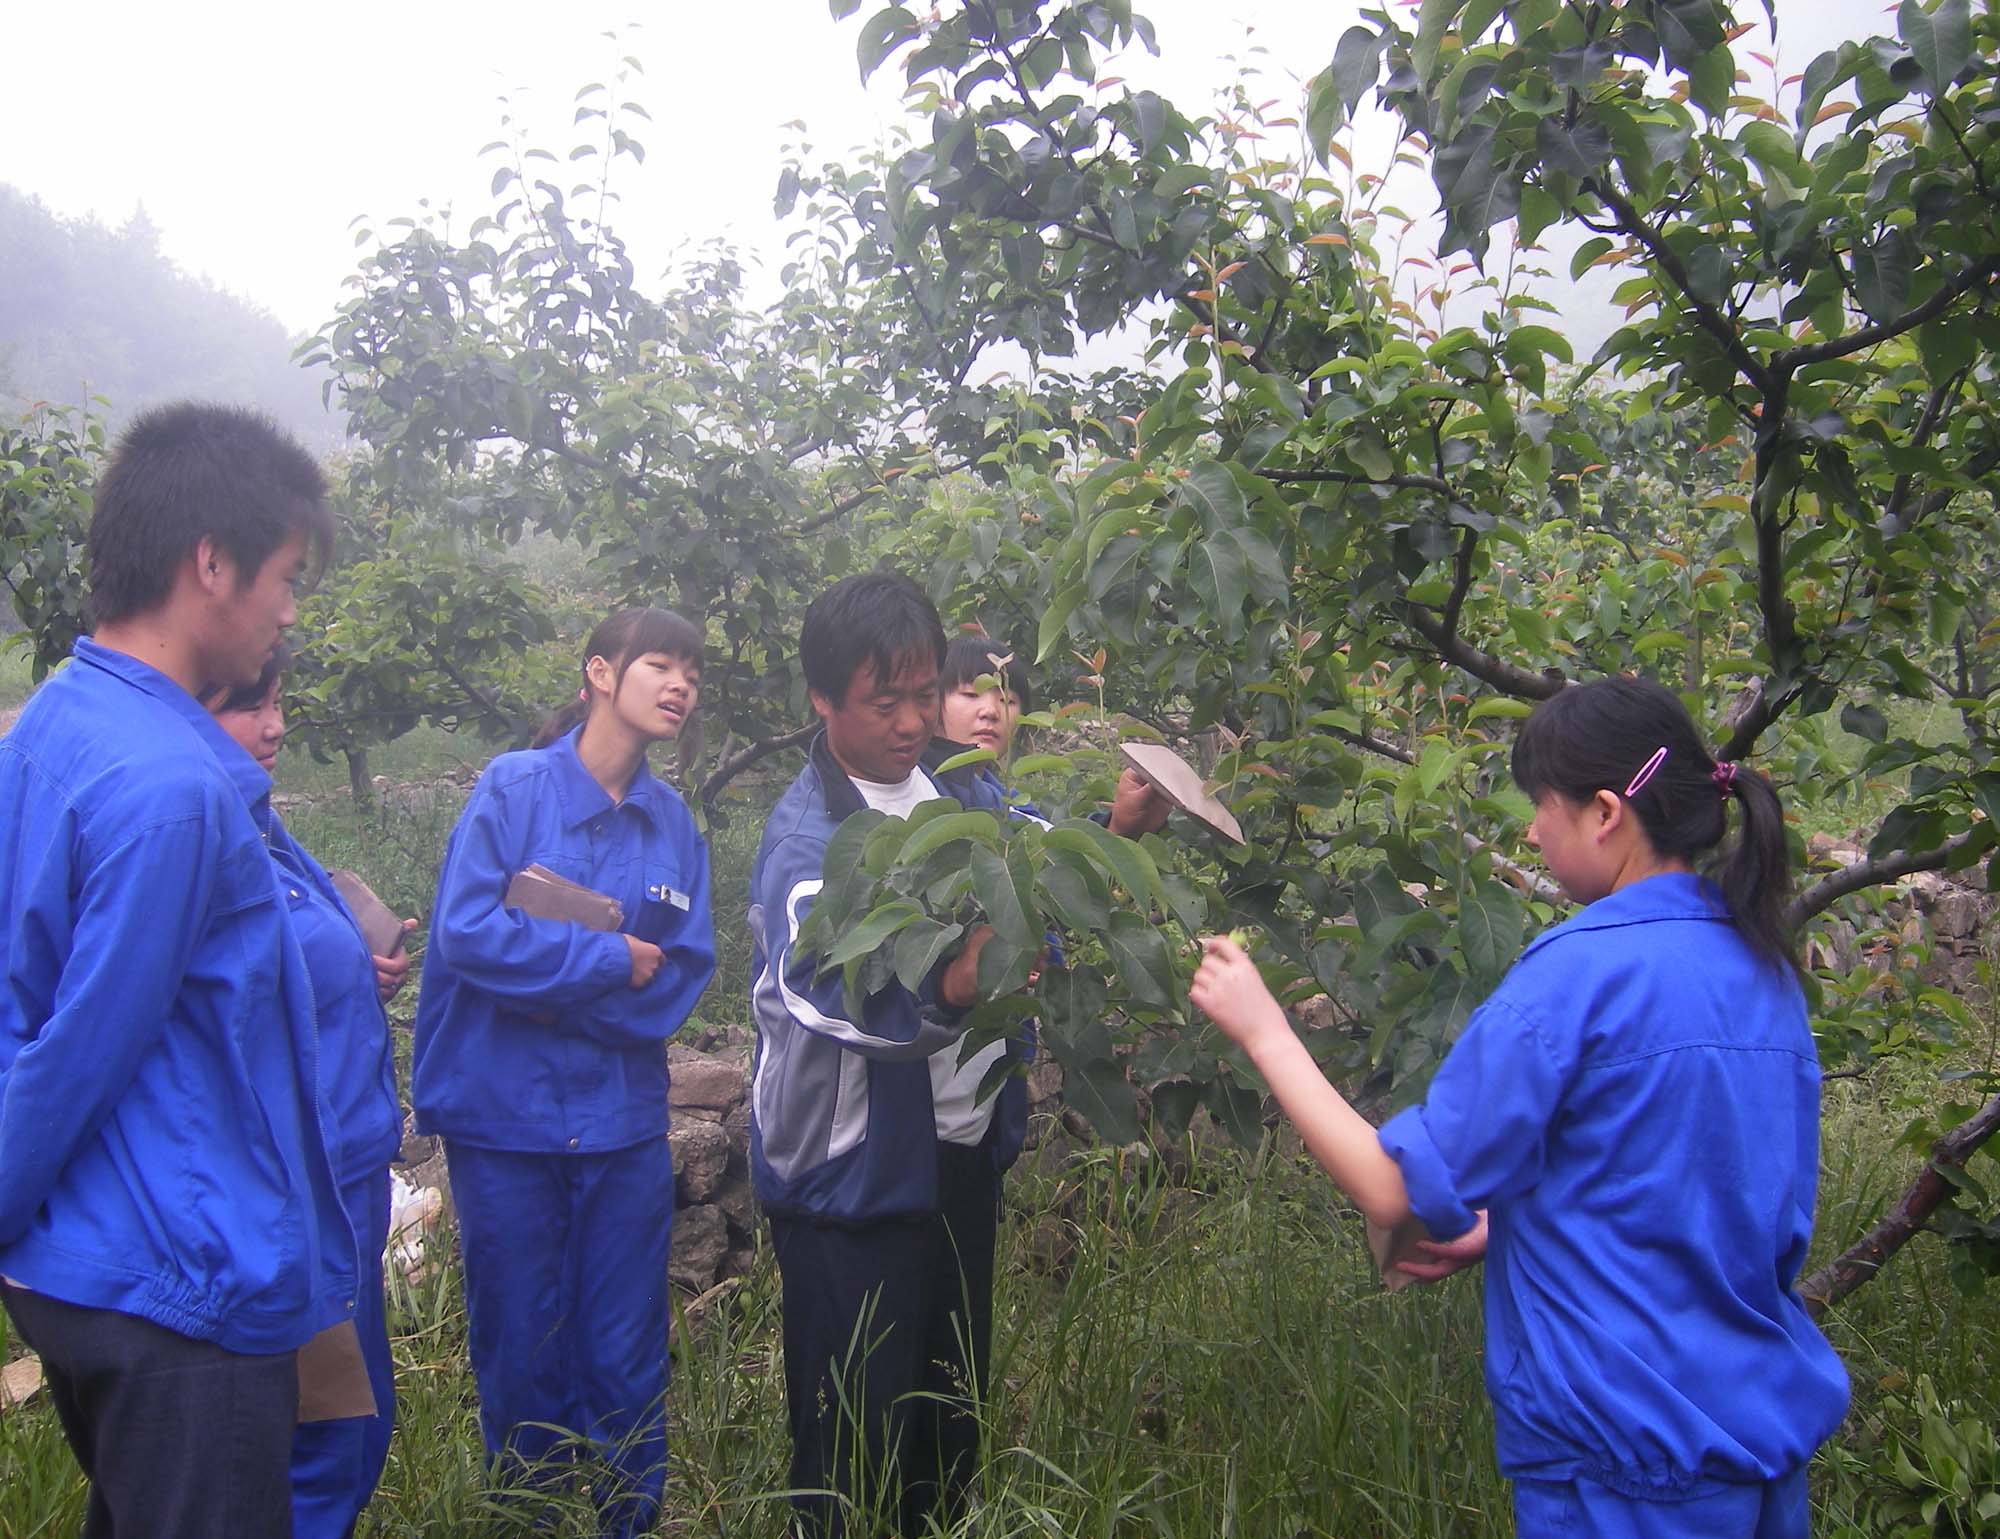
[1117, 741, 1247, 845]
[329, 870, 406, 958]
[297, 1318, 378, 1421]
[1366, 1215, 1435, 1294]
[503, 865, 624, 932]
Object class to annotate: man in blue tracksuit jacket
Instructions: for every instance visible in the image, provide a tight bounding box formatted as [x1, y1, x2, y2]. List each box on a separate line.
[751, 573, 1037, 1539]
[0, 403, 355, 1538]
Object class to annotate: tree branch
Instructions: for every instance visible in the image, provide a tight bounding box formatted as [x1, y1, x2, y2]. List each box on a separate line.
[1594, 186, 1777, 397]
[696, 723, 815, 806]
[1786, 829, 1982, 928]
[1776, 257, 2000, 372]
[1403, 605, 1568, 701]
[1264, 468, 1454, 495]
[1799, 1089, 2000, 1317]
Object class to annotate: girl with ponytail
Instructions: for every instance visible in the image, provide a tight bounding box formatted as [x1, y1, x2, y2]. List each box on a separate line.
[1192, 674, 1847, 1538]
[412, 607, 715, 1537]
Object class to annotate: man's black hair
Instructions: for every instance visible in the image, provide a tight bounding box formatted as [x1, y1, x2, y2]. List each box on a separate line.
[799, 572, 946, 702]
[86, 402, 334, 626]
[940, 633, 1033, 714]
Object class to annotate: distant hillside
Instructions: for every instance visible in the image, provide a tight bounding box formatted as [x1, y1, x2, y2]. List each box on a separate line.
[0, 184, 340, 446]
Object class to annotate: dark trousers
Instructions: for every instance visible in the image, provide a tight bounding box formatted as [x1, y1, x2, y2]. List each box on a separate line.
[0, 1281, 299, 1539]
[447, 1138, 674, 1539]
[769, 1142, 1000, 1539]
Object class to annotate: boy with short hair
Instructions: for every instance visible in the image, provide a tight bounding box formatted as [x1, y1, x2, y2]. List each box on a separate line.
[0, 402, 355, 1538]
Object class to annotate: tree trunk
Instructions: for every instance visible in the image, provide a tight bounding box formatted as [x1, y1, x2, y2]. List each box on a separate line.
[1799, 1090, 2000, 1317]
[346, 747, 373, 811]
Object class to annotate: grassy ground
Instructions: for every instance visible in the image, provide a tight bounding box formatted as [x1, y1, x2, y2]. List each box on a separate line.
[4, 1094, 1995, 1538]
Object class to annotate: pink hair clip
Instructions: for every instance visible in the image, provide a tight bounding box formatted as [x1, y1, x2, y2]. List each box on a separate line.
[1711, 760, 1738, 796]
[1623, 746, 1668, 798]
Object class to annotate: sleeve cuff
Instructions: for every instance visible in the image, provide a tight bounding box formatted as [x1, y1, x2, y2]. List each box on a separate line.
[1378, 1105, 1479, 1242]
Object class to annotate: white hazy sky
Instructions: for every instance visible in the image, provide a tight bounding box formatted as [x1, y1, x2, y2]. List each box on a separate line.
[5, 0, 1894, 337]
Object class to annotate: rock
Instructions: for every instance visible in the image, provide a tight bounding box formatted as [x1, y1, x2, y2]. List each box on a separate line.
[1904, 871, 1949, 908]
[1933, 890, 1985, 942]
[668, 1054, 748, 1118]
[723, 1100, 751, 1144]
[714, 1178, 759, 1237]
[670, 1204, 730, 1293]
[670, 1120, 733, 1204]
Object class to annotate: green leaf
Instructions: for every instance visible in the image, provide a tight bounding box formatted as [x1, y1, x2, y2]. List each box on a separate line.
[1852, 228, 1914, 324]
[1104, 910, 1177, 1010]
[1536, 114, 1613, 179]
[1330, 25, 1386, 114]
[893, 918, 964, 992]
[1458, 880, 1524, 976]
[1037, 963, 1110, 1043]
[1065, 1053, 1143, 1145]
[1202, 1072, 1267, 1149]
[1188, 531, 1251, 637]
[1841, 701, 1889, 743]
[820, 900, 924, 969]
[935, 746, 998, 775]
[970, 844, 1037, 947]
[1037, 851, 1111, 932]
[856, 6, 920, 81]
[1176, 459, 1247, 531]
[1035, 583, 1088, 663]
[897, 809, 1002, 869]
[1899, 0, 1971, 95]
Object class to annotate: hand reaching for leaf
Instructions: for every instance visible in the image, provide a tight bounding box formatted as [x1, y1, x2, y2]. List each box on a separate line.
[1189, 933, 1288, 1052]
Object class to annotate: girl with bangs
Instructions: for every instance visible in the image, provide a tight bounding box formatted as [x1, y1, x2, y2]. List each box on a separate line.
[413, 607, 716, 1537]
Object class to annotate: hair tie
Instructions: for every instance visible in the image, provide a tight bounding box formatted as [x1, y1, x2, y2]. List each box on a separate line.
[1711, 760, 1738, 797]
[578, 687, 589, 702]
[1623, 746, 1668, 799]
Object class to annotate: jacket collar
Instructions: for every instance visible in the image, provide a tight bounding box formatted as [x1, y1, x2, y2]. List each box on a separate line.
[73, 637, 274, 817]
[1520, 871, 1729, 962]
[547, 726, 669, 830]
[807, 730, 980, 822]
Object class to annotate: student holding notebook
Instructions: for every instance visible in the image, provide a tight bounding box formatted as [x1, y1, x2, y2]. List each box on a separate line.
[206, 641, 415, 1539]
[412, 608, 716, 1538]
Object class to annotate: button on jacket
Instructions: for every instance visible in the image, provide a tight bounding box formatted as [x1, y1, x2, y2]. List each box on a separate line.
[1379, 872, 1849, 1499]
[0, 639, 356, 1353]
[412, 730, 716, 1153]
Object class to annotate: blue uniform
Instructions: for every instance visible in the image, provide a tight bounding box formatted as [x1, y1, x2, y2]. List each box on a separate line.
[0, 639, 355, 1350]
[1378, 872, 1849, 1536]
[265, 815, 402, 1539]
[413, 729, 714, 1537]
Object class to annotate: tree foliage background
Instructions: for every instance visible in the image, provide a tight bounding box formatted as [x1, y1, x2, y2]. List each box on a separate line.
[3, 0, 1998, 1313]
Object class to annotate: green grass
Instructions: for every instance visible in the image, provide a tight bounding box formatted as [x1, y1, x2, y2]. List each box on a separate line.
[6, 1097, 1999, 1538]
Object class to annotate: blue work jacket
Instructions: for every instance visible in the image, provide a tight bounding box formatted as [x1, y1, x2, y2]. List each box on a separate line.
[266, 816, 402, 1183]
[412, 730, 715, 1153]
[0, 640, 356, 1353]
[1379, 872, 1849, 1499]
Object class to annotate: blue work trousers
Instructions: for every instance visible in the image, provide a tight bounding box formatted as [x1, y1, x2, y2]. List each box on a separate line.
[447, 1137, 673, 1539]
[1514, 1467, 1809, 1538]
[291, 1166, 395, 1539]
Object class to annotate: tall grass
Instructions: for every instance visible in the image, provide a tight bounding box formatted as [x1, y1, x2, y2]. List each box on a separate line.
[6, 1089, 1996, 1537]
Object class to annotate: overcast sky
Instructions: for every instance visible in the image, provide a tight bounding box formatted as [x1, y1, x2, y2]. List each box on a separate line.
[6, 0, 1894, 339]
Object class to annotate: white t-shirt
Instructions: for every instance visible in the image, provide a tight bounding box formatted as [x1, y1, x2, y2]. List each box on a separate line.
[847, 767, 1007, 1147]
